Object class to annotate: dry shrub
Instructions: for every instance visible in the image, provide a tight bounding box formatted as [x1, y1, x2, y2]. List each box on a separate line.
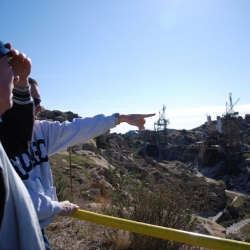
[46, 199, 109, 250]
[102, 173, 207, 250]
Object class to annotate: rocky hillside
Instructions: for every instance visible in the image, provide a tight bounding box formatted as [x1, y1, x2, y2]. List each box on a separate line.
[38, 109, 250, 249]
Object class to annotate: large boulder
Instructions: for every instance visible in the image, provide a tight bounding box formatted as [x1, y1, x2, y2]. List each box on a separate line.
[245, 114, 250, 123]
[73, 139, 97, 153]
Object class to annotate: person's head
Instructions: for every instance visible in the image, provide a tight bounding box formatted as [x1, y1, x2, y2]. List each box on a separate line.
[0, 40, 15, 115]
[28, 77, 43, 116]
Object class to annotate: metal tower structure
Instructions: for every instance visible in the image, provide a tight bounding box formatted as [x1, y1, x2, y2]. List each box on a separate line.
[142, 105, 170, 159]
[200, 93, 242, 166]
[154, 105, 169, 145]
[222, 93, 240, 149]
[225, 93, 240, 115]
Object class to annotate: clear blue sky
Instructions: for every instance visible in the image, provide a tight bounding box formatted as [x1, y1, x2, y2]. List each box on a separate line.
[1, 0, 250, 133]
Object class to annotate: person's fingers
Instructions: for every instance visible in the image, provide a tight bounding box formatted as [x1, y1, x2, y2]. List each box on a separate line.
[141, 113, 156, 118]
[71, 203, 79, 208]
[13, 75, 20, 82]
[139, 118, 145, 125]
[4, 43, 11, 50]
[136, 119, 145, 130]
[10, 49, 19, 57]
[24, 57, 32, 66]
[68, 203, 79, 215]
[12, 52, 26, 60]
[137, 114, 155, 129]
[18, 52, 27, 59]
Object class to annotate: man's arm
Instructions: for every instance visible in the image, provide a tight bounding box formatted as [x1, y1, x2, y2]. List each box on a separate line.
[0, 166, 6, 230]
[1, 85, 34, 157]
[1, 46, 34, 158]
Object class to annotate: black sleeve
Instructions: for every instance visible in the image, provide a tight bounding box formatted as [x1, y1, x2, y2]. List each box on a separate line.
[0, 166, 6, 230]
[1, 86, 34, 158]
[1, 103, 34, 158]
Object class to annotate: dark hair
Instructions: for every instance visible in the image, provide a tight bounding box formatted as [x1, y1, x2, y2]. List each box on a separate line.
[28, 77, 39, 86]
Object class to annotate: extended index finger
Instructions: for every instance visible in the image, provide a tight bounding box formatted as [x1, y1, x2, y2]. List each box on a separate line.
[141, 113, 156, 118]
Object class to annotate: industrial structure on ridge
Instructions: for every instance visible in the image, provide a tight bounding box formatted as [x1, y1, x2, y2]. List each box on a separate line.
[198, 93, 247, 166]
[141, 94, 248, 166]
[141, 105, 169, 159]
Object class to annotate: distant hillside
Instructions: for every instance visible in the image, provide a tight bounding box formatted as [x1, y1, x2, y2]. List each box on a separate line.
[37, 109, 250, 249]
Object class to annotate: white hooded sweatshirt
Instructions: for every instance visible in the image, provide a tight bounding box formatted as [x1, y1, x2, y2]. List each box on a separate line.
[10, 114, 116, 229]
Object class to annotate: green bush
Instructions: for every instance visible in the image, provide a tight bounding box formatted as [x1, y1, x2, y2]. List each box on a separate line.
[54, 173, 70, 201]
[242, 153, 250, 160]
[217, 180, 227, 189]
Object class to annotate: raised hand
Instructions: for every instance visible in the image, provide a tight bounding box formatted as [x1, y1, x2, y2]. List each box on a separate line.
[9, 52, 32, 87]
[5, 43, 32, 87]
